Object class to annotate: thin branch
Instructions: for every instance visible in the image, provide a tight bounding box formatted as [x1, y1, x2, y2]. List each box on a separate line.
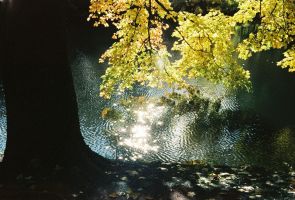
[259, 0, 262, 16]
[147, 0, 153, 55]
[153, 0, 213, 55]
[270, 2, 277, 15]
[129, 7, 141, 43]
[282, 0, 288, 31]
[154, 0, 173, 14]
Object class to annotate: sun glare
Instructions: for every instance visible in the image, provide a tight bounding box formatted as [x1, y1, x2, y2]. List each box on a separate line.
[117, 101, 165, 157]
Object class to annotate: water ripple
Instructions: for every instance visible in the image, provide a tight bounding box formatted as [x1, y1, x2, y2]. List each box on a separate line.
[70, 52, 295, 169]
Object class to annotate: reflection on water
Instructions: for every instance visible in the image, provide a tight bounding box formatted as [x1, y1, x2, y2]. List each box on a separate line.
[0, 84, 7, 160]
[70, 52, 295, 169]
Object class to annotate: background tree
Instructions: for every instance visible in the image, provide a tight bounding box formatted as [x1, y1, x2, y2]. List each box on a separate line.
[88, 0, 295, 98]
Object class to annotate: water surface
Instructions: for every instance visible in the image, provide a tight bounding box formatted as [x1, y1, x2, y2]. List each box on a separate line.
[70, 51, 295, 169]
[0, 84, 6, 161]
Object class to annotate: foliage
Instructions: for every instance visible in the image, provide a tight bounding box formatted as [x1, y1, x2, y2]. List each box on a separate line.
[88, 0, 295, 98]
[101, 107, 122, 120]
[236, 0, 295, 72]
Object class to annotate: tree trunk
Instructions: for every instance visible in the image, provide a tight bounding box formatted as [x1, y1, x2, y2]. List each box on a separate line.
[0, 0, 107, 179]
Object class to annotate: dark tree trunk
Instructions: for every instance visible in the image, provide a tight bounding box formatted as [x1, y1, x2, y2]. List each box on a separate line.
[0, 0, 107, 179]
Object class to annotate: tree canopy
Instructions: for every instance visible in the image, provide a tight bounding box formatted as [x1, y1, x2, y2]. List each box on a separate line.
[88, 0, 295, 98]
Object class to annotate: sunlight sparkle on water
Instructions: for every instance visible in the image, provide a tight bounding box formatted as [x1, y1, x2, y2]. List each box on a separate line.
[117, 102, 165, 155]
[134, 110, 146, 123]
[119, 128, 127, 132]
[131, 125, 150, 138]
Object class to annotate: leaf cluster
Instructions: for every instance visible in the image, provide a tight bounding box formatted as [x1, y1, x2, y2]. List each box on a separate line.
[88, 0, 295, 98]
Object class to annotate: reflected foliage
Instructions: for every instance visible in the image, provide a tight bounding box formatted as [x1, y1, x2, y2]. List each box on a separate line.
[101, 107, 122, 120]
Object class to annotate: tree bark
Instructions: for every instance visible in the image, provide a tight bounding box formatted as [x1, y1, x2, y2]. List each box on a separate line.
[0, 0, 107, 179]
